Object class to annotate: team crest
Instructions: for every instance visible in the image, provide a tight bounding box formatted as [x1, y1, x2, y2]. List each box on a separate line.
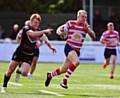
[73, 34, 81, 40]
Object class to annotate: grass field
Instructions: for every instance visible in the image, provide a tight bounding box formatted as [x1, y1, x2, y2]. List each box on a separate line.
[0, 62, 120, 98]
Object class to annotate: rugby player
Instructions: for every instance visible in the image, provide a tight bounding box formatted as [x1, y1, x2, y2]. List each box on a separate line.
[100, 22, 119, 79]
[45, 10, 95, 89]
[1, 13, 52, 93]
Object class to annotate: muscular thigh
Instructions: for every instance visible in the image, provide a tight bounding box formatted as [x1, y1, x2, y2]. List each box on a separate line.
[32, 56, 38, 63]
[68, 50, 80, 64]
[63, 58, 71, 68]
[60, 58, 71, 73]
[111, 55, 117, 62]
[21, 62, 31, 76]
[6, 60, 19, 75]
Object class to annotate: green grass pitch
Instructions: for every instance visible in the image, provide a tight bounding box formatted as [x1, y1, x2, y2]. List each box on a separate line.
[0, 62, 120, 98]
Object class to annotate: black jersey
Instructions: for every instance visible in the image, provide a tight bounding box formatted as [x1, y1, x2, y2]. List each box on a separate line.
[12, 25, 38, 64]
[18, 25, 37, 54]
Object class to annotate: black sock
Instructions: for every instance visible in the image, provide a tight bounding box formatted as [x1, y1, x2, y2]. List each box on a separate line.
[16, 69, 21, 74]
[18, 64, 21, 68]
[3, 74, 11, 87]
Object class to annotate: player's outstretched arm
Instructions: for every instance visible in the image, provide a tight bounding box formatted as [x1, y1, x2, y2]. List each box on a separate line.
[28, 29, 53, 38]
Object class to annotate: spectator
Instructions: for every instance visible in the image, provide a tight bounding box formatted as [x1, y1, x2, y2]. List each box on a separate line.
[10, 24, 20, 40]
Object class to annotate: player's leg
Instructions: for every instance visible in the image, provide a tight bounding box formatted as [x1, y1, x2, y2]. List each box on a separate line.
[15, 62, 22, 82]
[28, 56, 38, 78]
[16, 62, 31, 76]
[103, 58, 110, 69]
[15, 51, 34, 81]
[109, 54, 116, 79]
[1, 60, 19, 93]
[28, 48, 39, 78]
[15, 62, 31, 82]
[60, 50, 80, 89]
[18, 63, 22, 68]
[45, 58, 71, 87]
[49, 58, 71, 77]
[102, 48, 110, 69]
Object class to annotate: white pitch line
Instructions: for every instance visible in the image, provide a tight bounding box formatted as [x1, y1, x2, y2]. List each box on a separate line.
[39, 90, 65, 96]
[81, 84, 120, 90]
[9, 82, 23, 86]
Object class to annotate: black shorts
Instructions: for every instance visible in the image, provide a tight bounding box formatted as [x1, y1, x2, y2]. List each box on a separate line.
[34, 48, 39, 57]
[104, 48, 117, 59]
[12, 47, 34, 65]
[64, 43, 80, 57]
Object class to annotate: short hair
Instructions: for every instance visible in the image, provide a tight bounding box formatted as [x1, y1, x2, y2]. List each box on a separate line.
[30, 13, 41, 22]
[107, 22, 114, 27]
[13, 24, 19, 29]
[25, 20, 30, 26]
[77, 10, 87, 17]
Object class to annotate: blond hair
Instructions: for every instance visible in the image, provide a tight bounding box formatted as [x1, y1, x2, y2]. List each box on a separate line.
[107, 22, 114, 27]
[30, 13, 41, 21]
[77, 10, 87, 17]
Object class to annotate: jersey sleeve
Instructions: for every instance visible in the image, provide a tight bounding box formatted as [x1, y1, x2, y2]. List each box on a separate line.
[27, 30, 34, 33]
[65, 20, 71, 29]
[17, 29, 23, 38]
[100, 32, 105, 41]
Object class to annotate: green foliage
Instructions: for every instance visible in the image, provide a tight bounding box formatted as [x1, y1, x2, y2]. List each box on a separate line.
[0, 0, 82, 13]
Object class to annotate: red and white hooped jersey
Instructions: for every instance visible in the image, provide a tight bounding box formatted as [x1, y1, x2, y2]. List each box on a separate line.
[101, 30, 119, 49]
[64, 20, 88, 51]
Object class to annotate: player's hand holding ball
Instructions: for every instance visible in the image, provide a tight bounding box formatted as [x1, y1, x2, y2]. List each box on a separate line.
[56, 24, 68, 39]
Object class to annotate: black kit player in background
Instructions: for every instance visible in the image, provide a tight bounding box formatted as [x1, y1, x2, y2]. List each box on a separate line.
[1, 13, 53, 93]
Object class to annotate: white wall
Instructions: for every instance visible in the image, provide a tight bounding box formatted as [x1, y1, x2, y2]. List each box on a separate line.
[0, 40, 120, 64]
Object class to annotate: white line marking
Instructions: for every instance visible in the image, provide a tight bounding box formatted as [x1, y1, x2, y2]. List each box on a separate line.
[39, 90, 64, 96]
[9, 82, 23, 86]
[92, 84, 120, 90]
[81, 84, 120, 90]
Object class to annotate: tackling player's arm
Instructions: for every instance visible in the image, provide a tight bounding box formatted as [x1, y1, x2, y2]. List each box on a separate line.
[41, 34, 56, 53]
[27, 29, 53, 38]
[45, 41, 56, 54]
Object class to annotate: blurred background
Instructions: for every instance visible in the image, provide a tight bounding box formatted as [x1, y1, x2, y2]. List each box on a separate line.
[0, 0, 120, 41]
[0, 0, 120, 63]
